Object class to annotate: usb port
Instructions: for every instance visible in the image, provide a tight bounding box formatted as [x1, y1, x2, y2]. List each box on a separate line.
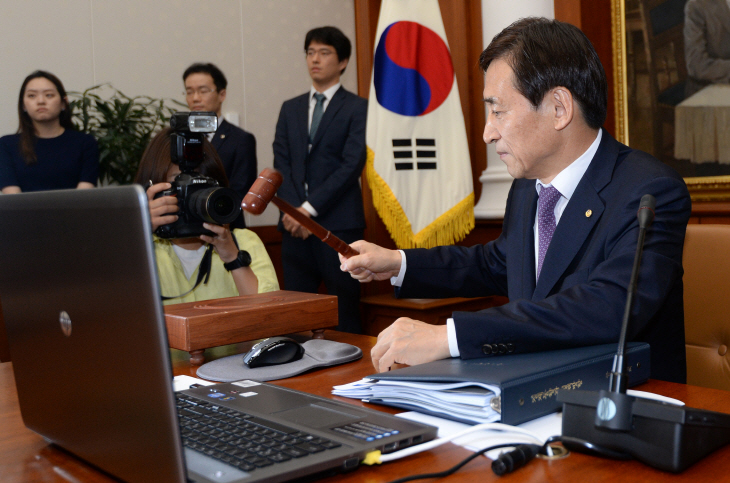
[383, 442, 398, 452]
[412, 435, 423, 444]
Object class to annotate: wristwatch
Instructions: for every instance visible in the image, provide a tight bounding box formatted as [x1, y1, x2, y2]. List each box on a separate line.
[223, 250, 252, 271]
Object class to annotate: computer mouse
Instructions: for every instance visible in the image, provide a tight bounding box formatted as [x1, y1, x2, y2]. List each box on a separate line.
[242, 336, 305, 368]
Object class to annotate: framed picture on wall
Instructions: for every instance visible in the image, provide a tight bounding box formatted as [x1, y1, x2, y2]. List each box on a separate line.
[612, 0, 730, 201]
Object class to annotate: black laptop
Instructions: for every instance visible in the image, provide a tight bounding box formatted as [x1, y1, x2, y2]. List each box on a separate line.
[0, 186, 436, 483]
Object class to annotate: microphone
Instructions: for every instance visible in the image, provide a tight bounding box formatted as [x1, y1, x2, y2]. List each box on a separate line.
[636, 194, 656, 229]
[558, 194, 730, 472]
[609, 194, 656, 398]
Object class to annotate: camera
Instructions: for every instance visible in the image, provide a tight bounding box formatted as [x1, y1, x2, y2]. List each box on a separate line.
[153, 112, 241, 239]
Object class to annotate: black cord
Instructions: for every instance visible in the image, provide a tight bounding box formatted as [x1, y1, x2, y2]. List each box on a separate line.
[383, 432, 635, 482]
[383, 442, 521, 483]
[491, 444, 542, 476]
[545, 435, 632, 460]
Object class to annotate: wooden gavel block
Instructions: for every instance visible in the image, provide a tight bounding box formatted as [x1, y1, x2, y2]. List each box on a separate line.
[241, 168, 359, 258]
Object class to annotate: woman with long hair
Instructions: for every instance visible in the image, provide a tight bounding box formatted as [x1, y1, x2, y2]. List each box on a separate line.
[136, 127, 279, 304]
[0, 70, 99, 193]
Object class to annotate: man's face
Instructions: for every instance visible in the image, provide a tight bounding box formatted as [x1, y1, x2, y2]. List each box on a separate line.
[184, 73, 225, 116]
[306, 41, 348, 89]
[482, 59, 559, 180]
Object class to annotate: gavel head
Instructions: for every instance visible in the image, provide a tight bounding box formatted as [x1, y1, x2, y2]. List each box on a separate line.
[241, 167, 284, 215]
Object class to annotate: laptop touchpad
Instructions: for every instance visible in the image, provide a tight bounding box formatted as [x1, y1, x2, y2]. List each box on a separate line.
[275, 403, 360, 428]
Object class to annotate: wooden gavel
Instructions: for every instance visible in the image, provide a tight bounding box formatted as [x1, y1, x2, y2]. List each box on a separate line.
[241, 168, 359, 258]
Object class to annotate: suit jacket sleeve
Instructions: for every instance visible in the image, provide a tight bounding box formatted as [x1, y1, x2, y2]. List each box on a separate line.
[226, 132, 257, 198]
[397, 181, 514, 300]
[399, 173, 690, 362]
[273, 101, 300, 206]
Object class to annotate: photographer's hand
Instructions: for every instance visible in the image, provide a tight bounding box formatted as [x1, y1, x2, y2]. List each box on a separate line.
[199, 223, 239, 262]
[201, 223, 259, 295]
[146, 182, 179, 231]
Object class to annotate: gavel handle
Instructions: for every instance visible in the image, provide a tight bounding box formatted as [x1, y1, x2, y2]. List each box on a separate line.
[271, 197, 359, 258]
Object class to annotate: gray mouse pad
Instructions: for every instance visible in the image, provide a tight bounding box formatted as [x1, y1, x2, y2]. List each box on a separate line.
[196, 339, 362, 382]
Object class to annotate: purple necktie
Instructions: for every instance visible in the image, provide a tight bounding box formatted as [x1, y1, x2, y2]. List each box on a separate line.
[537, 185, 562, 280]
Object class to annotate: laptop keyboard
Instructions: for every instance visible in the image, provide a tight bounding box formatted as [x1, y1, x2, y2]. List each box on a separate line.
[176, 393, 342, 473]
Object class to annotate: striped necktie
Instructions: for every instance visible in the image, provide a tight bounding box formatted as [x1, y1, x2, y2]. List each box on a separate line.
[309, 92, 326, 143]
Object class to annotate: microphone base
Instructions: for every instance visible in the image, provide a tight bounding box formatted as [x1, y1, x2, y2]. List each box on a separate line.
[559, 390, 730, 472]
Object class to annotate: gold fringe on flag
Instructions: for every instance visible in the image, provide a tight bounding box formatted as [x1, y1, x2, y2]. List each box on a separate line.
[366, 147, 475, 249]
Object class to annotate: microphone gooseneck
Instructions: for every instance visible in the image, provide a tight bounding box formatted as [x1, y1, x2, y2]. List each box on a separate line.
[611, 194, 656, 394]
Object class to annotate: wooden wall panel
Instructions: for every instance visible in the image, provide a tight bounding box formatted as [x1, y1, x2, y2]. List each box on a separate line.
[554, 0, 616, 138]
[554, 0, 582, 28]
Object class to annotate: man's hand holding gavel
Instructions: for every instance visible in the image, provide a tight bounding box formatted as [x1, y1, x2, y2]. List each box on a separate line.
[338, 240, 451, 372]
[337, 240, 402, 283]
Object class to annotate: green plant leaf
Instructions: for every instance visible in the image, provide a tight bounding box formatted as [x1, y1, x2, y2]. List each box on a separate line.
[68, 84, 183, 185]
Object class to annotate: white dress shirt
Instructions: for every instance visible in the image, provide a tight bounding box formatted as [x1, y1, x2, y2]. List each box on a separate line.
[533, 129, 602, 280]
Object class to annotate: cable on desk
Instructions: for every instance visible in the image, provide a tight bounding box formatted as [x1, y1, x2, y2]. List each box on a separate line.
[374, 430, 636, 481]
[366, 421, 544, 465]
[491, 444, 542, 476]
[383, 442, 523, 483]
[545, 435, 632, 460]
[362, 423, 551, 482]
[381, 439, 567, 482]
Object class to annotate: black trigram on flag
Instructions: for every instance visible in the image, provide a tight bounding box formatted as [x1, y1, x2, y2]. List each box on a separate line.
[392, 139, 437, 170]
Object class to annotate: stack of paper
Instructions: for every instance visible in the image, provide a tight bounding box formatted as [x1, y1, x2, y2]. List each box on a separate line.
[333, 378, 501, 424]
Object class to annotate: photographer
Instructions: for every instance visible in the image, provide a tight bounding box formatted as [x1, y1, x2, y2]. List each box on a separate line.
[135, 127, 279, 305]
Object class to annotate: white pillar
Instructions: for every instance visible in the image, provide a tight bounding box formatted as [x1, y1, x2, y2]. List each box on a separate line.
[474, 144, 514, 218]
[475, 0, 555, 219]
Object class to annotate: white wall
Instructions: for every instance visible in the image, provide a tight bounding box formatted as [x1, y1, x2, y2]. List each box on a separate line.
[0, 0, 357, 226]
[475, 0, 555, 218]
[481, 0, 555, 45]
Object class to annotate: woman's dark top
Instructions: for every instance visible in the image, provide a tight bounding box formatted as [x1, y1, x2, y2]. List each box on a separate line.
[0, 130, 99, 191]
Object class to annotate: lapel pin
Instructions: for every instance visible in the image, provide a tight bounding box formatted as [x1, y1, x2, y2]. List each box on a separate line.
[585, 209, 592, 218]
[220, 134, 226, 139]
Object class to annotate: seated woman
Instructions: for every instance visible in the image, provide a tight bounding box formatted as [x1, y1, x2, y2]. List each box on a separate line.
[135, 127, 279, 305]
[0, 70, 99, 193]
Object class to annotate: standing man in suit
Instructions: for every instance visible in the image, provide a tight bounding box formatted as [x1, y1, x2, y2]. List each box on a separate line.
[340, 18, 691, 383]
[273, 26, 367, 334]
[183, 63, 257, 229]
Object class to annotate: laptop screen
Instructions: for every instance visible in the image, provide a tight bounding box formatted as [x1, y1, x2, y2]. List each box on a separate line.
[0, 186, 187, 483]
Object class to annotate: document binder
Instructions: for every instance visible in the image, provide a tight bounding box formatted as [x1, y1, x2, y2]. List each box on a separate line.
[369, 342, 651, 426]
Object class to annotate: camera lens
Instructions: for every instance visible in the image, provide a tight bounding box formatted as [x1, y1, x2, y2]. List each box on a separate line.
[188, 187, 241, 225]
[213, 196, 234, 216]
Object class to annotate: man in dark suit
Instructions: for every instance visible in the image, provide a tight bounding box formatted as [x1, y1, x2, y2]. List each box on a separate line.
[340, 18, 691, 383]
[183, 63, 257, 229]
[273, 26, 367, 334]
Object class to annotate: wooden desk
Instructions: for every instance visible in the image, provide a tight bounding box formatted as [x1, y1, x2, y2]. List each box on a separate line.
[3, 332, 730, 482]
[360, 294, 508, 336]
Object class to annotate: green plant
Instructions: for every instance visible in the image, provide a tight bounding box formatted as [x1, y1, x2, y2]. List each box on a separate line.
[69, 84, 185, 185]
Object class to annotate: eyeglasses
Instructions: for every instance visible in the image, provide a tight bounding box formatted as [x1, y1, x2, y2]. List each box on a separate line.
[306, 48, 334, 58]
[184, 87, 216, 98]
